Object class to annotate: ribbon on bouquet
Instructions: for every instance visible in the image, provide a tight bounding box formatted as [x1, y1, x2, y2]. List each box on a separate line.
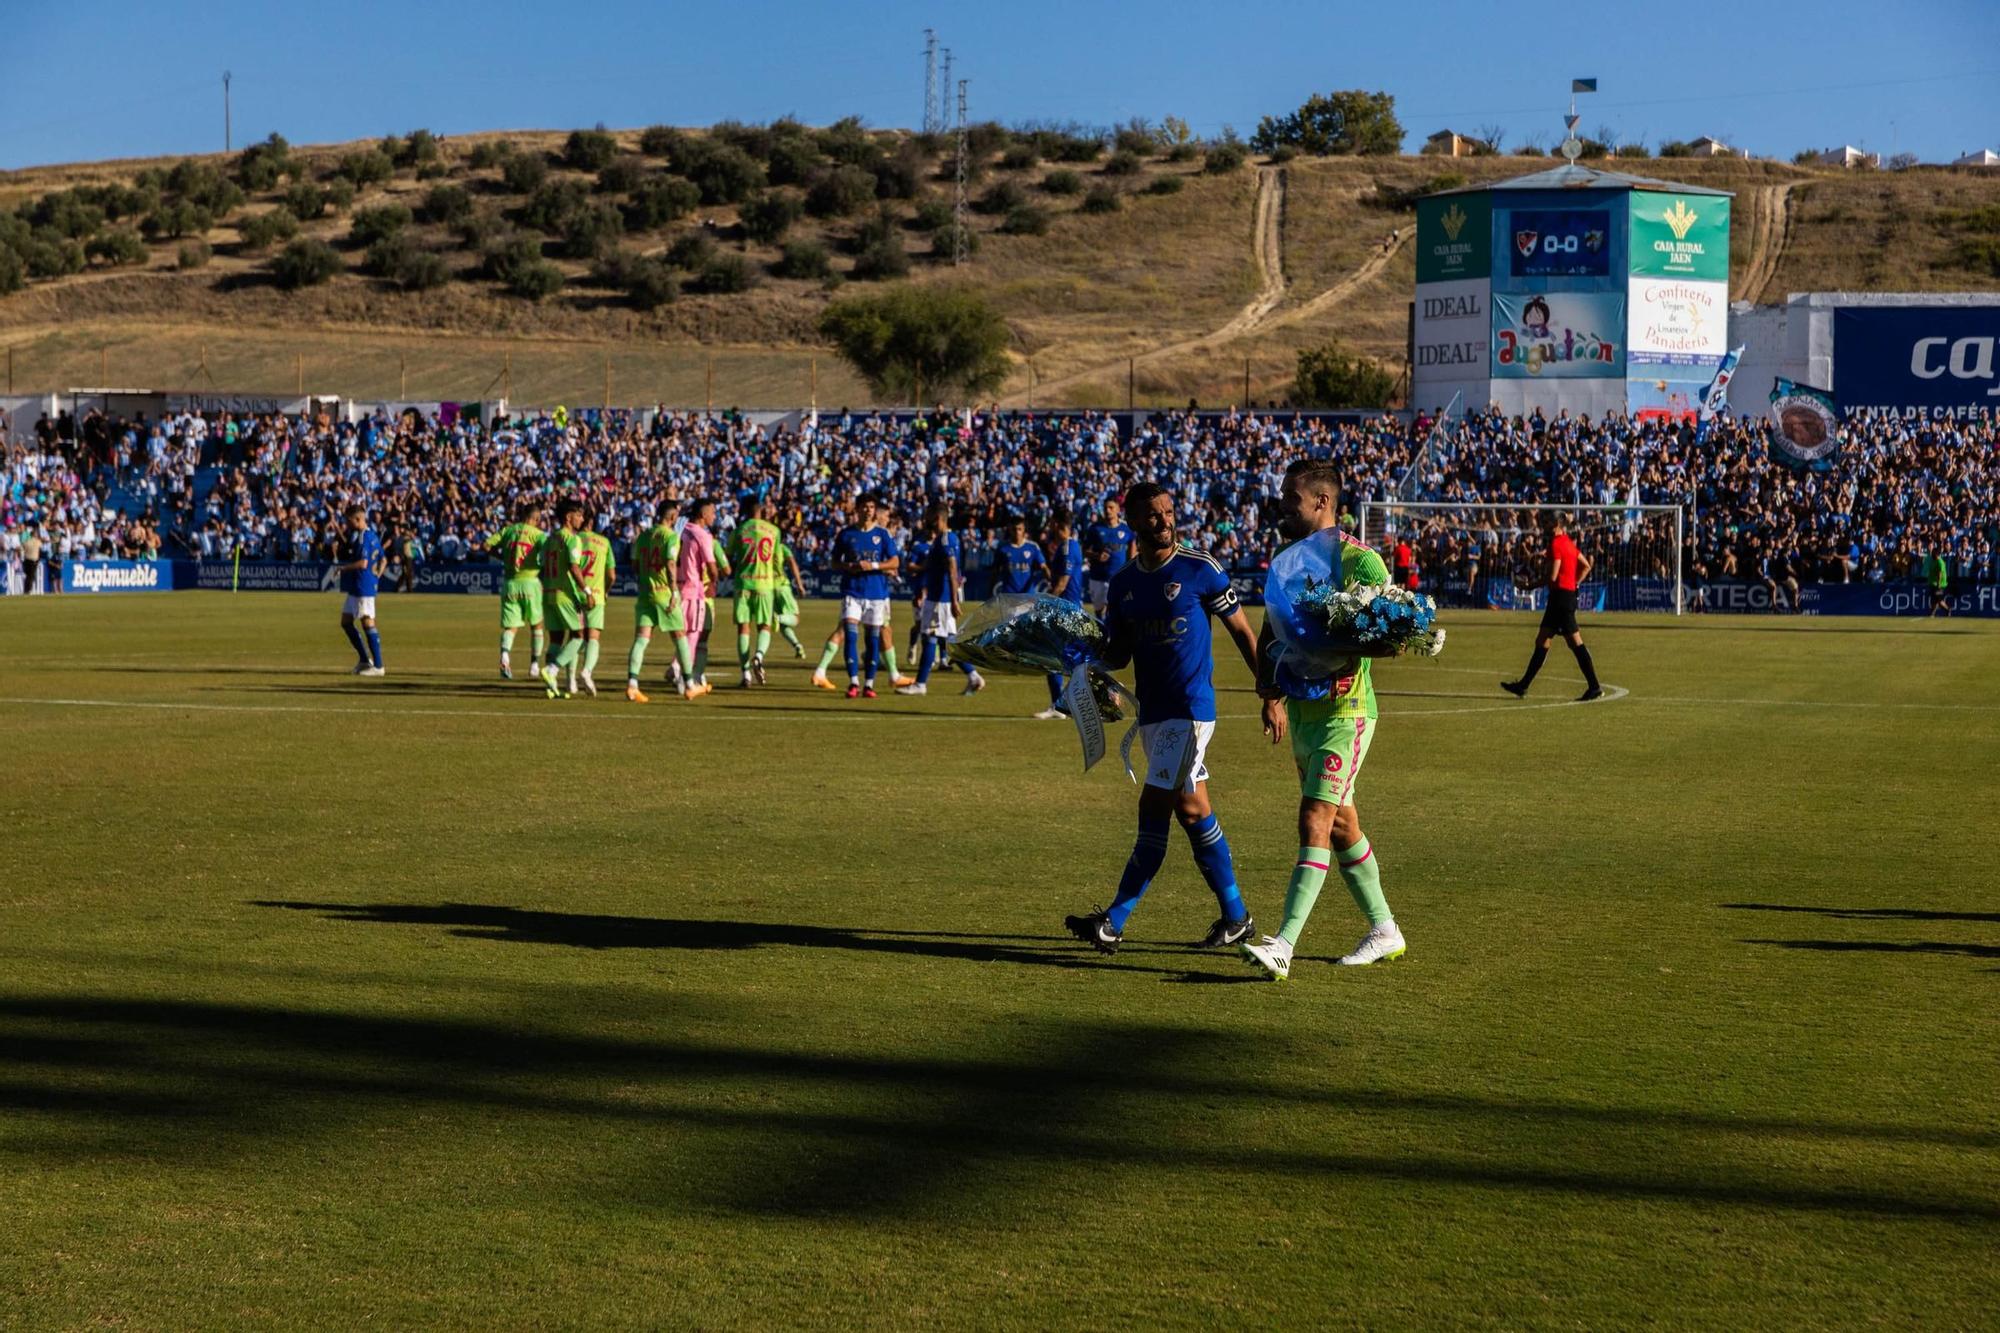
[1062, 664, 1142, 780]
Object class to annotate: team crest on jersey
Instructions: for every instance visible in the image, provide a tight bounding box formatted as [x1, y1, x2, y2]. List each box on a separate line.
[1164, 581, 1181, 601]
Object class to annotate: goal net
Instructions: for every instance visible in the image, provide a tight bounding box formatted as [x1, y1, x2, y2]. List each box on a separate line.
[1357, 502, 1685, 615]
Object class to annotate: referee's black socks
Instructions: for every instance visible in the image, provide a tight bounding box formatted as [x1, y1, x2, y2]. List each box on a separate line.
[1571, 643, 1600, 689]
[1520, 645, 1548, 686]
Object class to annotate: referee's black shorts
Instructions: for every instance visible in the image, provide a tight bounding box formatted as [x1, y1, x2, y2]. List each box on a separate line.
[1539, 588, 1580, 637]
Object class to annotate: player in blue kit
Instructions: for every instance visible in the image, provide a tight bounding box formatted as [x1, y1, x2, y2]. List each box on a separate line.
[992, 514, 1047, 595]
[1084, 495, 1135, 617]
[896, 504, 986, 697]
[335, 503, 386, 677]
[828, 493, 902, 699]
[1037, 513, 1089, 720]
[1064, 481, 1264, 954]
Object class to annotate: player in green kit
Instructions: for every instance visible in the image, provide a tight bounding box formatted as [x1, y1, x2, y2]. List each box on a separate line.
[573, 511, 616, 697]
[537, 499, 589, 700]
[485, 499, 546, 680]
[1240, 459, 1406, 980]
[625, 498, 682, 703]
[730, 496, 784, 687]
[774, 538, 807, 657]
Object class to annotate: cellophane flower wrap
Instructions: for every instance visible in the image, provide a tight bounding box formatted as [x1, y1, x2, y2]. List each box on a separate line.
[1264, 528, 1445, 700]
[950, 593, 1128, 721]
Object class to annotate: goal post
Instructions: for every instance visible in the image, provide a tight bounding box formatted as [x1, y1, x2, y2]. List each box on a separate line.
[1357, 501, 1685, 615]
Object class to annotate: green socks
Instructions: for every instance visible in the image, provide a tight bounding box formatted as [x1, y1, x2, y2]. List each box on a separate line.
[501, 629, 517, 654]
[1278, 847, 1331, 945]
[553, 637, 581, 670]
[882, 645, 902, 679]
[755, 628, 771, 658]
[675, 636, 696, 678]
[531, 628, 546, 663]
[583, 638, 601, 676]
[815, 640, 839, 675]
[1338, 836, 1392, 927]
[627, 637, 648, 682]
[737, 631, 752, 668]
[780, 625, 804, 651]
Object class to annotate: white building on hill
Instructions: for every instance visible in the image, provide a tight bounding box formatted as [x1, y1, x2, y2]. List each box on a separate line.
[1951, 148, 2000, 168]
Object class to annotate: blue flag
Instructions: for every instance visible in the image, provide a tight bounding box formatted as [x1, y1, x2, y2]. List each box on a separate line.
[1768, 378, 1841, 471]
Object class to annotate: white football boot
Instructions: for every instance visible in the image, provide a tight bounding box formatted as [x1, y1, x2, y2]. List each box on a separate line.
[1337, 922, 1407, 966]
[1239, 934, 1293, 981]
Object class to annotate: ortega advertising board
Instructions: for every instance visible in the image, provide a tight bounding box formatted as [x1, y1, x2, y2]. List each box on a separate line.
[1416, 193, 1491, 283]
[1628, 194, 1730, 282]
[1834, 305, 2000, 418]
[1505, 208, 1613, 279]
[1491, 291, 1625, 378]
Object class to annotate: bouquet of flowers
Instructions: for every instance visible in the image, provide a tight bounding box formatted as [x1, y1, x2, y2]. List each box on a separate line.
[950, 594, 1128, 722]
[1301, 582, 1447, 658]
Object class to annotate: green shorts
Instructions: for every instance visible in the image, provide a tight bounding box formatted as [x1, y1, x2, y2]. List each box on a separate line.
[1288, 698, 1376, 806]
[500, 578, 543, 629]
[734, 586, 777, 625]
[775, 583, 799, 626]
[582, 599, 606, 632]
[548, 594, 582, 634]
[636, 591, 682, 633]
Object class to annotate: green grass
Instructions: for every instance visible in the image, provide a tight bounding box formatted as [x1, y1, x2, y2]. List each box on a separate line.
[2, 594, 1996, 1328]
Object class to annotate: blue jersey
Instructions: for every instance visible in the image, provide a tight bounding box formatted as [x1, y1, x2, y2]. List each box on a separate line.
[339, 529, 383, 596]
[995, 540, 1046, 595]
[906, 537, 932, 599]
[1087, 521, 1134, 580]
[834, 525, 898, 600]
[1048, 537, 1087, 602]
[921, 530, 961, 600]
[1103, 548, 1239, 724]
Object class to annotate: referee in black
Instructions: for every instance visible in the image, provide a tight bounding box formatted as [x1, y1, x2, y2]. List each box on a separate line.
[1502, 513, 1604, 702]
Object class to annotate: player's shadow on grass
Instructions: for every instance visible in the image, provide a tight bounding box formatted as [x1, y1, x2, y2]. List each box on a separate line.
[5, 995, 1998, 1225]
[1723, 902, 2000, 924]
[1743, 938, 2000, 960]
[236, 681, 531, 699]
[251, 899, 1195, 975]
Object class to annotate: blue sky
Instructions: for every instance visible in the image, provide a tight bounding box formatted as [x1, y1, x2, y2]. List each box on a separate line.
[5, 0, 1997, 170]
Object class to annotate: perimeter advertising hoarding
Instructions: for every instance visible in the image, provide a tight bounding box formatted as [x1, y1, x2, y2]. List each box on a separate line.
[1628, 194, 1730, 282]
[1416, 194, 1491, 283]
[1491, 291, 1625, 378]
[1833, 305, 2000, 417]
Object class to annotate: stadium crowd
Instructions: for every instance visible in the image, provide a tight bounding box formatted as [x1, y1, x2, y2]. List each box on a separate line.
[5, 399, 1995, 597]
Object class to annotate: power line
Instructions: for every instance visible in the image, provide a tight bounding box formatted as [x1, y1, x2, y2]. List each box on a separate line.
[953, 79, 969, 267]
[922, 30, 938, 136]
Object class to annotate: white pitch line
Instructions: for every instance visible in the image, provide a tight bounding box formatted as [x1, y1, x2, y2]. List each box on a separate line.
[0, 688, 1627, 724]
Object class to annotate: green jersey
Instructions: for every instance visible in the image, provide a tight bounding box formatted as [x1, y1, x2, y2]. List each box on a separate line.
[1927, 554, 1950, 589]
[1328, 535, 1391, 720]
[634, 524, 682, 598]
[577, 530, 615, 600]
[487, 522, 545, 583]
[540, 528, 584, 601]
[732, 517, 783, 592]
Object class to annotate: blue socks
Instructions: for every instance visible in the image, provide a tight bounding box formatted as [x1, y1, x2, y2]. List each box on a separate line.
[917, 637, 937, 684]
[1185, 813, 1246, 922]
[364, 629, 383, 669]
[343, 623, 368, 664]
[1106, 816, 1171, 930]
[843, 624, 860, 681]
[862, 633, 878, 683]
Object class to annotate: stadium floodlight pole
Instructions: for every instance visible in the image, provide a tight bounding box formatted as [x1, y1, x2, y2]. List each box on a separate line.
[223, 71, 232, 153]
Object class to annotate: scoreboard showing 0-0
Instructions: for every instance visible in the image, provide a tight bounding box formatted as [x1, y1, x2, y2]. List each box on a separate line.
[1508, 208, 1612, 278]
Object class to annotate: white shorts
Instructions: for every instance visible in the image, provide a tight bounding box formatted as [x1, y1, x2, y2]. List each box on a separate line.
[342, 595, 377, 620]
[1138, 718, 1214, 793]
[1086, 578, 1111, 608]
[920, 600, 958, 638]
[841, 596, 891, 628]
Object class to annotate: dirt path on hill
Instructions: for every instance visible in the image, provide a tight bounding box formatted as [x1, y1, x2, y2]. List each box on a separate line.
[1736, 182, 1796, 304]
[1007, 166, 1413, 404]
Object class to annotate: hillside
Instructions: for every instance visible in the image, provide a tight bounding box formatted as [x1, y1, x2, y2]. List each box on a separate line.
[3, 125, 1999, 408]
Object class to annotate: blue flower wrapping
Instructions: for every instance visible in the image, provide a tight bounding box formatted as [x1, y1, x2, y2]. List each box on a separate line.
[951, 593, 1127, 720]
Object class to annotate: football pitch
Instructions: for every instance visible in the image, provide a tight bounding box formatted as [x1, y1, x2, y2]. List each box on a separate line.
[2, 593, 1995, 1328]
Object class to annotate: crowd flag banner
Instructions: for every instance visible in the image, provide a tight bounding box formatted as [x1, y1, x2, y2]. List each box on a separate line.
[1768, 377, 1842, 471]
[1695, 344, 1745, 442]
